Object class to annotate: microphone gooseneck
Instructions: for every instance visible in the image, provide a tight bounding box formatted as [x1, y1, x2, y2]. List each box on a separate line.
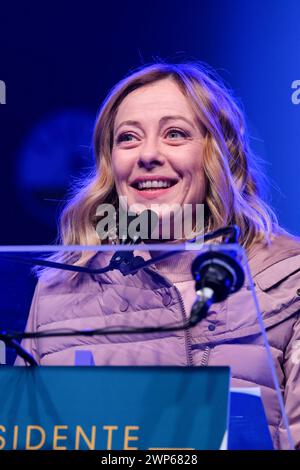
[0, 332, 38, 366]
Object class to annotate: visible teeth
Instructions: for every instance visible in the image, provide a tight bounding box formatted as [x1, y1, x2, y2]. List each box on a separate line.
[137, 180, 172, 190]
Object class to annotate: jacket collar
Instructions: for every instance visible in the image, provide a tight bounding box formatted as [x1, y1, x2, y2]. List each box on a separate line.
[248, 232, 300, 277]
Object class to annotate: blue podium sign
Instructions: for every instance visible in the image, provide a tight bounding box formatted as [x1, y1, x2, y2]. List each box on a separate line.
[0, 366, 230, 450]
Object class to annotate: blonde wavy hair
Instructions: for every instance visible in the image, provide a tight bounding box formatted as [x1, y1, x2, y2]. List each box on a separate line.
[40, 61, 279, 278]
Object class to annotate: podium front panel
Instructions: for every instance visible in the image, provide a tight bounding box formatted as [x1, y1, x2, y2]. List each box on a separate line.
[0, 366, 230, 450]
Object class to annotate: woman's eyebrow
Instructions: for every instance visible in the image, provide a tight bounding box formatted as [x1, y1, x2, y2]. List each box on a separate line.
[114, 115, 196, 134]
[160, 115, 196, 129]
[115, 120, 141, 134]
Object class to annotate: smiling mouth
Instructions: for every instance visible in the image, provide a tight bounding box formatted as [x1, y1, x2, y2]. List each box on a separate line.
[130, 179, 178, 191]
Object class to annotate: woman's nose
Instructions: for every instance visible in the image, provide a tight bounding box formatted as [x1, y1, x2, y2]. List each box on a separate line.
[137, 140, 165, 170]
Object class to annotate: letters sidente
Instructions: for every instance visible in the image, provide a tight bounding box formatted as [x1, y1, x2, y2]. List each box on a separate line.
[0, 424, 140, 450]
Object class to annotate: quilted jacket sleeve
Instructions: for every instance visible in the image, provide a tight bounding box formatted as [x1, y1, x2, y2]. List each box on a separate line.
[279, 310, 300, 449]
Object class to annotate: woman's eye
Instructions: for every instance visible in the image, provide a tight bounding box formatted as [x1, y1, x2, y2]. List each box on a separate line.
[166, 128, 188, 139]
[116, 133, 137, 143]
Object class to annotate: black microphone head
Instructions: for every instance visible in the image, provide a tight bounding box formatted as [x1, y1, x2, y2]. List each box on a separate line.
[191, 250, 245, 302]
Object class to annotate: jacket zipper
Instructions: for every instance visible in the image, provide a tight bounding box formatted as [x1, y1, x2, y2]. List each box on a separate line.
[173, 285, 194, 367]
[144, 266, 194, 367]
[201, 346, 210, 366]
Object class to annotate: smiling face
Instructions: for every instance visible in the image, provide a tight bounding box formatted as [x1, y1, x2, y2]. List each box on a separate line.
[111, 78, 206, 235]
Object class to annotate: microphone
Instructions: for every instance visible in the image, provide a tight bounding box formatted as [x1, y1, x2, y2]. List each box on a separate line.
[189, 248, 245, 326]
[108, 209, 158, 275]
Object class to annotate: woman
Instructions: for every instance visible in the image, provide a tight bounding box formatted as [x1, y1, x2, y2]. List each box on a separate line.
[15, 62, 300, 449]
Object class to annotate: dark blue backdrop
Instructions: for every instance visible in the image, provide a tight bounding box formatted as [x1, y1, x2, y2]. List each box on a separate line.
[0, 0, 299, 362]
